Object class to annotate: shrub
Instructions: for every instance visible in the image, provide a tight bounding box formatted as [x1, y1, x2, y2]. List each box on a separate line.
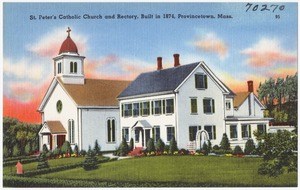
[200, 142, 209, 155]
[42, 144, 49, 153]
[115, 137, 129, 156]
[169, 136, 178, 154]
[80, 149, 87, 157]
[129, 138, 134, 151]
[155, 138, 165, 152]
[82, 146, 98, 171]
[61, 141, 72, 155]
[93, 140, 101, 156]
[3, 145, 9, 158]
[12, 144, 21, 157]
[233, 145, 244, 155]
[244, 139, 256, 155]
[37, 152, 49, 170]
[146, 138, 155, 153]
[219, 133, 231, 153]
[164, 145, 170, 153]
[53, 146, 61, 156]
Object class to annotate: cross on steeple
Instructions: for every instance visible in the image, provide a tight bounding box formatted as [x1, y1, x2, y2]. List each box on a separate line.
[66, 27, 71, 37]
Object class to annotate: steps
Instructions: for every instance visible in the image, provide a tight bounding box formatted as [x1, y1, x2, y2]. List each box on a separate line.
[128, 147, 143, 156]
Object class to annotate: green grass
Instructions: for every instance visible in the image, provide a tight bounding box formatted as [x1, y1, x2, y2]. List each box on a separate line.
[39, 156, 297, 187]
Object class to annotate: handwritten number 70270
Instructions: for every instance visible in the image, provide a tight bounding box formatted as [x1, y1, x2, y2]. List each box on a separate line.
[245, 3, 285, 13]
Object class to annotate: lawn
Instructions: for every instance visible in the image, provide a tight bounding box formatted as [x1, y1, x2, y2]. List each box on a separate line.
[39, 156, 297, 187]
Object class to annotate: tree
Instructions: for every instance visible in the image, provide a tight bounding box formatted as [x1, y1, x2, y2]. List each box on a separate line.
[61, 141, 72, 155]
[155, 138, 165, 152]
[74, 144, 79, 155]
[201, 141, 209, 155]
[115, 137, 129, 156]
[82, 146, 98, 171]
[146, 138, 155, 153]
[257, 130, 297, 177]
[129, 138, 134, 151]
[42, 144, 49, 153]
[219, 133, 231, 153]
[233, 145, 244, 155]
[93, 140, 101, 156]
[244, 139, 256, 155]
[169, 136, 178, 154]
[37, 152, 49, 170]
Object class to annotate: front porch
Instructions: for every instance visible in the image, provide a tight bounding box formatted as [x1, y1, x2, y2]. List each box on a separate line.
[39, 121, 67, 151]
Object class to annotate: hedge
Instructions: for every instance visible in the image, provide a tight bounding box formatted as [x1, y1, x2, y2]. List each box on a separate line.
[4, 155, 37, 162]
[3, 157, 39, 167]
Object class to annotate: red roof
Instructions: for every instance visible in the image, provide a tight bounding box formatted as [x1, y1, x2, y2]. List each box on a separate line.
[59, 36, 78, 54]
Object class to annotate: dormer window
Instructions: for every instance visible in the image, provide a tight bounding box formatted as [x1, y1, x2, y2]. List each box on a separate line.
[70, 62, 77, 73]
[226, 100, 231, 110]
[195, 73, 208, 89]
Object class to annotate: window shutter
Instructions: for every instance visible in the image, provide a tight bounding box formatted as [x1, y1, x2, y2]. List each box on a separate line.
[212, 99, 215, 113]
[213, 125, 216, 139]
[249, 125, 251, 138]
[204, 75, 208, 89]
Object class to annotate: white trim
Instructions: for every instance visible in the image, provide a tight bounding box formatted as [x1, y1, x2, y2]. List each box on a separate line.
[37, 78, 58, 112]
[118, 90, 174, 100]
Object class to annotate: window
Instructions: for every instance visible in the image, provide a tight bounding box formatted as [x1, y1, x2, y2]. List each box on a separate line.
[58, 62, 62, 74]
[142, 102, 150, 116]
[189, 126, 201, 141]
[190, 98, 198, 114]
[107, 119, 116, 142]
[70, 62, 77, 73]
[56, 100, 63, 113]
[204, 125, 216, 140]
[166, 99, 174, 114]
[68, 119, 75, 144]
[195, 73, 208, 89]
[257, 124, 266, 134]
[153, 100, 162, 115]
[122, 128, 129, 142]
[242, 124, 251, 138]
[124, 103, 132, 117]
[152, 126, 160, 142]
[203, 98, 215, 114]
[226, 101, 231, 110]
[167, 126, 175, 141]
[133, 103, 140, 116]
[230, 125, 237, 139]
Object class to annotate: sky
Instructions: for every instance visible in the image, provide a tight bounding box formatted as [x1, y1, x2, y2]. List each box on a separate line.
[2, 2, 298, 124]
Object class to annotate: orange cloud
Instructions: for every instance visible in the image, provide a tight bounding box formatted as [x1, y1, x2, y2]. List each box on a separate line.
[193, 33, 228, 60]
[241, 38, 297, 67]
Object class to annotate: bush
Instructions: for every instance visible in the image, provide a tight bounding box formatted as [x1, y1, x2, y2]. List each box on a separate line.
[80, 150, 87, 157]
[129, 138, 134, 151]
[155, 138, 165, 152]
[53, 146, 61, 156]
[13, 144, 21, 157]
[37, 152, 49, 170]
[169, 136, 178, 154]
[115, 137, 129, 156]
[219, 133, 231, 153]
[42, 144, 49, 153]
[61, 141, 72, 155]
[244, 139, 256, 155]
[233, 145, 244, 155]
[200, 142, 209, 155]
[93, 140, 101, 156]
[146, 138, 155, 153]
[82, 146, 98, 171]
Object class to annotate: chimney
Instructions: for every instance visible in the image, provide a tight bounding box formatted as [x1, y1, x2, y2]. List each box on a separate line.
[247, 80, 253, 93]
[157, 57, 163, 70]
[173, 54, 180, 67]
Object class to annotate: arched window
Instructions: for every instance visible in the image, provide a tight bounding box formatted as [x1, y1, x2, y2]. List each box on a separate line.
[68, 119, 75, 144]
[107, 118, 116, 143]
[70, 62, 77, 73]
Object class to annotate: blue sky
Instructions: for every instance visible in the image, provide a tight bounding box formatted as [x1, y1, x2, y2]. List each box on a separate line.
[3, 2, 298, 114]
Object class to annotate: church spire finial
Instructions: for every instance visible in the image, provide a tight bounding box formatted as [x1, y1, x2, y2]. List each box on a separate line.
[66, 27, 71, 37]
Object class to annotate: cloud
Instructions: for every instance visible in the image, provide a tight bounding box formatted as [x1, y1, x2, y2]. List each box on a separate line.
[27, 26, 87, 58]
[193, 33, 228, 60]
[241, 38, 297, 67]
[3, 58, 45, 81]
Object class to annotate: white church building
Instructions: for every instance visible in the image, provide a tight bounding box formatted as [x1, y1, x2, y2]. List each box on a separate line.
[38, 28, 130, 151]
[38, 28, 270, 152]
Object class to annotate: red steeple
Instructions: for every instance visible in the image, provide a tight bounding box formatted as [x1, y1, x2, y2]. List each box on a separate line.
[59, 27, 78, 54]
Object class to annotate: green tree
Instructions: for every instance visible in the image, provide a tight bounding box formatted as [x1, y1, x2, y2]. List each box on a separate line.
[37, 152, 49, 170]
[82, 146, 98, 171]
[244, 139, 256, 155]
[219, 133, 231, 153]
[169, 136, 178, 154]
[115, 137, 129, 156]
[93, 140, 101, 156]
[258, 130, 297, 177]
[42, 144, 49, 153]
[61, 141, 72, 155]
[155, 138, 165, 152]
[129, 138, 134, 151]
[233, 145, 244, 154]
[146, 138, 155, 153]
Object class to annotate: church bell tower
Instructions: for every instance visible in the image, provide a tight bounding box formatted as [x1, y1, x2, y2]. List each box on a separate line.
[53, 27, 85, 84]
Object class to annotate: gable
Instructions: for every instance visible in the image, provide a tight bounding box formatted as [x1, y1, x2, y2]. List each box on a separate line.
[233, 92, 250, 108]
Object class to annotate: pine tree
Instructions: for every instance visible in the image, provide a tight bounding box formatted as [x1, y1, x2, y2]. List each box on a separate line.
[37, 152, 49, 170]
[220, 133, 231, 153]
[61, 141, 72, 155]
[244, 139, 256, 155]
[146, 138, 155, 153]
[129, 138, 134, 151]
[155, 138, 165, 152]
[116, 137, 129, 156]
[93, 140, 101, 156]
[169, 136, 178, 154]
[82, 146, 98, 171]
